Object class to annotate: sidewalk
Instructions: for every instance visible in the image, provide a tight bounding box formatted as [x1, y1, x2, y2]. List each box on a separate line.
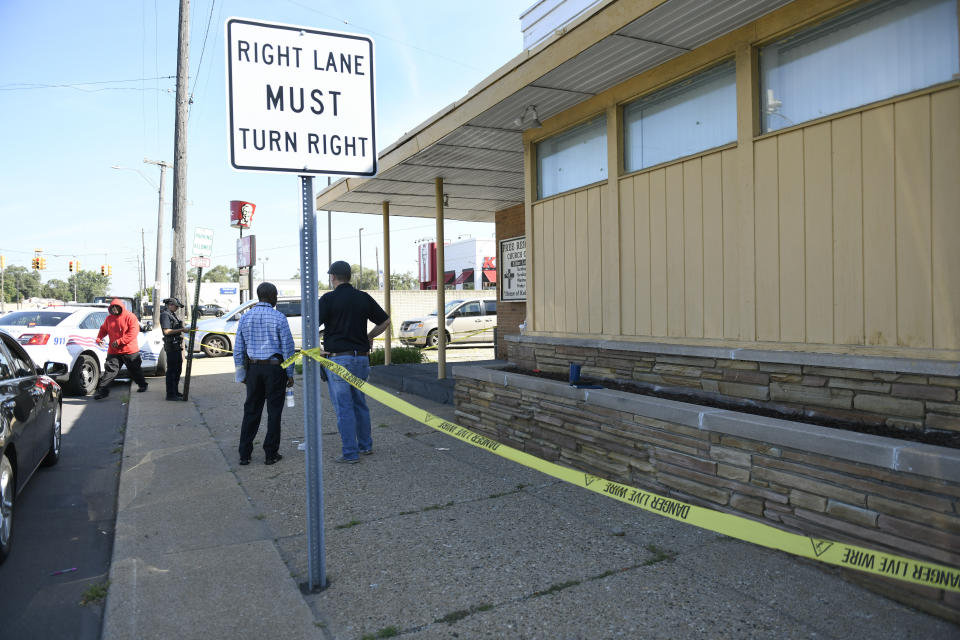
[103, 357, 956, 639]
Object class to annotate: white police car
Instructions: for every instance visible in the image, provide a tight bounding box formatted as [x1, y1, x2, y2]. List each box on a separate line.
[0, 305, 165, 395]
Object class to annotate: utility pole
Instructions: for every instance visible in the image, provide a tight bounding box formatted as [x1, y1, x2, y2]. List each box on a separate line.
[170, 0, 190, 317]
[144, 158, 170, 327]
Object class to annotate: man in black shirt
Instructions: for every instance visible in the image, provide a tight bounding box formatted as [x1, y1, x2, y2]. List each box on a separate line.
[318, 261, 390, 463]
[158, 298, 188, 401]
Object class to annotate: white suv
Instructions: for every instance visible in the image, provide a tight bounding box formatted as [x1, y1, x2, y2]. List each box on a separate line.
[192, 297, 306, 357]
[399, 299, 496, 348]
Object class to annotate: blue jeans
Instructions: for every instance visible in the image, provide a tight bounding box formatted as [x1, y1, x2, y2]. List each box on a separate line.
[326, 355, 372, 459]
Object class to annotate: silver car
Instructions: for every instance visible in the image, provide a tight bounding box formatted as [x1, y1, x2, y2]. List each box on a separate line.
[192, 297, 304, 358]
[398, 299, 496, 348]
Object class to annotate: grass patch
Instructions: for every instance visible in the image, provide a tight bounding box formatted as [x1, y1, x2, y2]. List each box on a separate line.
[369, 347, 425, 366]
[361, 626, 399, 639]
[643, 544, 675, 565]
[80, 580, 110, 606]
[378, 423, 389, 428]
[111, 446, 123, 454]
[335, 519, 363, 530]
[435, 603, 493, 624]
[253, 514, 266, 520]
[532, 579, 581, 598]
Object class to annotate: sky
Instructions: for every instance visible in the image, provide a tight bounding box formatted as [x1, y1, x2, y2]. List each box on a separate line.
[0, 0, 531, 298]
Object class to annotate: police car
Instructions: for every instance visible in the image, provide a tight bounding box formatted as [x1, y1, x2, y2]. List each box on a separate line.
[0, 305, 166, 396]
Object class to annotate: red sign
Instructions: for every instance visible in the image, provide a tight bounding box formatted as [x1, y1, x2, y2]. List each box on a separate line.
[190, 256, 211, 268]
[230, 200, 256, 229]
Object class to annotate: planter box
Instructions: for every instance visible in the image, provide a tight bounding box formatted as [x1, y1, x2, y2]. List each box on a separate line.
[453, 363, 960, 622]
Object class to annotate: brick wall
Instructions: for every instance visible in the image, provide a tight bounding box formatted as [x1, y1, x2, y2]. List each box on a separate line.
[453, 365, 960, 622]
[495, 204, 525, 360]
[507, 337, 960, 436]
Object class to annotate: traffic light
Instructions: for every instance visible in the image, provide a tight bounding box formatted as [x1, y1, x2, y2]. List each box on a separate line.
[0, 256, 5, 269]
[100, 265, 105, 276]
[107, 265, 113, 276]
[39, 257, 46, 270]
[75, 260, 80, 272]
[31, 257, 39, 270]
[69, 260, 74, 272]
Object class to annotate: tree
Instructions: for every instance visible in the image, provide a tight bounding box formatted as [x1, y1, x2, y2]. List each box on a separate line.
[350, 264, 380, 290]
[389, 271, 419, 290]
[68, 270, 110, 302]
[42, 278, 72, 301]
[2, 266, 41, 303]
[188, 264, 239, 282]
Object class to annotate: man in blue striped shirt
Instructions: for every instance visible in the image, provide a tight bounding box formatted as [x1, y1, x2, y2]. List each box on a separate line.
[234, 282, 296, 466]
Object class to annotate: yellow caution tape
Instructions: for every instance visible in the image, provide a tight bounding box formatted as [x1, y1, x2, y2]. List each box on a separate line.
[283, 348, 960, 593]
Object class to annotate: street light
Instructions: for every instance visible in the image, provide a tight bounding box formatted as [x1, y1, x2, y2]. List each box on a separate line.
[113, 159, 171, 328]
[358, 227, 364, 289]
[258, 257, 269, 282]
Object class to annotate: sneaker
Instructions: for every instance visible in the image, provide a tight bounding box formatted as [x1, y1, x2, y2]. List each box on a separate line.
[264, 454, 283, 465]
[93, 389, 109, 400]
[360, 449, 373, 456]
[137, 384, 148, 393]
[333, 456, 359, 464]
[165, 394, 185, 401]
[239, 457, 251, 466]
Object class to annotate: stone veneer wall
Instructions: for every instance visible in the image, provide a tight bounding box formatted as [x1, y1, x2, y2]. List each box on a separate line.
[506, 336, 960, 436]
[453, 364, 960, 621]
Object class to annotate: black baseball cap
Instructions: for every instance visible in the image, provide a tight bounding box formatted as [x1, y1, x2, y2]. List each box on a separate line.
[327, 261, 352, 277]
[162, 297, 183, 307]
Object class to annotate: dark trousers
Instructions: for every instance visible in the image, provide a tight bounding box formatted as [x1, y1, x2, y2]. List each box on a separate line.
[165, 346, 183, 397]
[99, 352, 147, 390]
[238, 363, 286, 459]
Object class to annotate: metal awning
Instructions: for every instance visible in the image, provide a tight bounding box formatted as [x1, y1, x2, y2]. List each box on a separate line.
[452, 268, 474, 286]
[315, 0, 793, 221]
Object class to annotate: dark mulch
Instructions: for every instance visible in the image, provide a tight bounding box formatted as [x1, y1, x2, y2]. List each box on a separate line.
[499, 366, 960, 450]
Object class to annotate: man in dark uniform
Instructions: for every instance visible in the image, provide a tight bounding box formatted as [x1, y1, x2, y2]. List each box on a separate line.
[318, 261, 390, 463]
[159, 297, 188, 401]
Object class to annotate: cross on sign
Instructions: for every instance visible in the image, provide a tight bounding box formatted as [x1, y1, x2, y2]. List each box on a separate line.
[504, 268, 515, 289]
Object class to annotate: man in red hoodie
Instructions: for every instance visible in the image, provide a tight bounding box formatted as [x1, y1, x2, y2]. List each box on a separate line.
[93, 299, 148, 399]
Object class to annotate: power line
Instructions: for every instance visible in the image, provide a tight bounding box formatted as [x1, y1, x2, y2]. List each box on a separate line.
[188, 0, 217, 112]
[284, 0, 481, 71]
[0, 76, 176, 91]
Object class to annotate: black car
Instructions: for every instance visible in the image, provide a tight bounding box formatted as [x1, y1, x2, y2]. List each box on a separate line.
[197, 304, 227, 317]
[0, 331, 66, 564]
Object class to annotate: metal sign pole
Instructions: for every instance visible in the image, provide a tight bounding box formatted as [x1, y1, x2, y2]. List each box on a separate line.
[182, 265, 203, 401]
[299, 175, 327, 592]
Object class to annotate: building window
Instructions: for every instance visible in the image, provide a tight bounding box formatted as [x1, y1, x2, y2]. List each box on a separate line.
[623, 61, 736, 172]
[760, 0, 959, 133]
[536, 115, 607, 199]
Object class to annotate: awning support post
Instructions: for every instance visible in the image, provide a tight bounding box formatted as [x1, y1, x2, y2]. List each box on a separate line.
[382, 200, 391, 365]
[435, 177, 446, 379]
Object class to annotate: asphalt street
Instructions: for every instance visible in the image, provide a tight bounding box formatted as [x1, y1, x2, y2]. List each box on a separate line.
[0, 388, 126, 639]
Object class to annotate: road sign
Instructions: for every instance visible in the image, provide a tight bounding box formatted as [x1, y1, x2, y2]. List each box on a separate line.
[193, 227, 214, 257]
[225, 18, 377, 176]
[190, 256, 211, 268]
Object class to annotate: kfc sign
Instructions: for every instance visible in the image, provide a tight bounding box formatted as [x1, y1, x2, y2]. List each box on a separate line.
[230, 200, 256, 229]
